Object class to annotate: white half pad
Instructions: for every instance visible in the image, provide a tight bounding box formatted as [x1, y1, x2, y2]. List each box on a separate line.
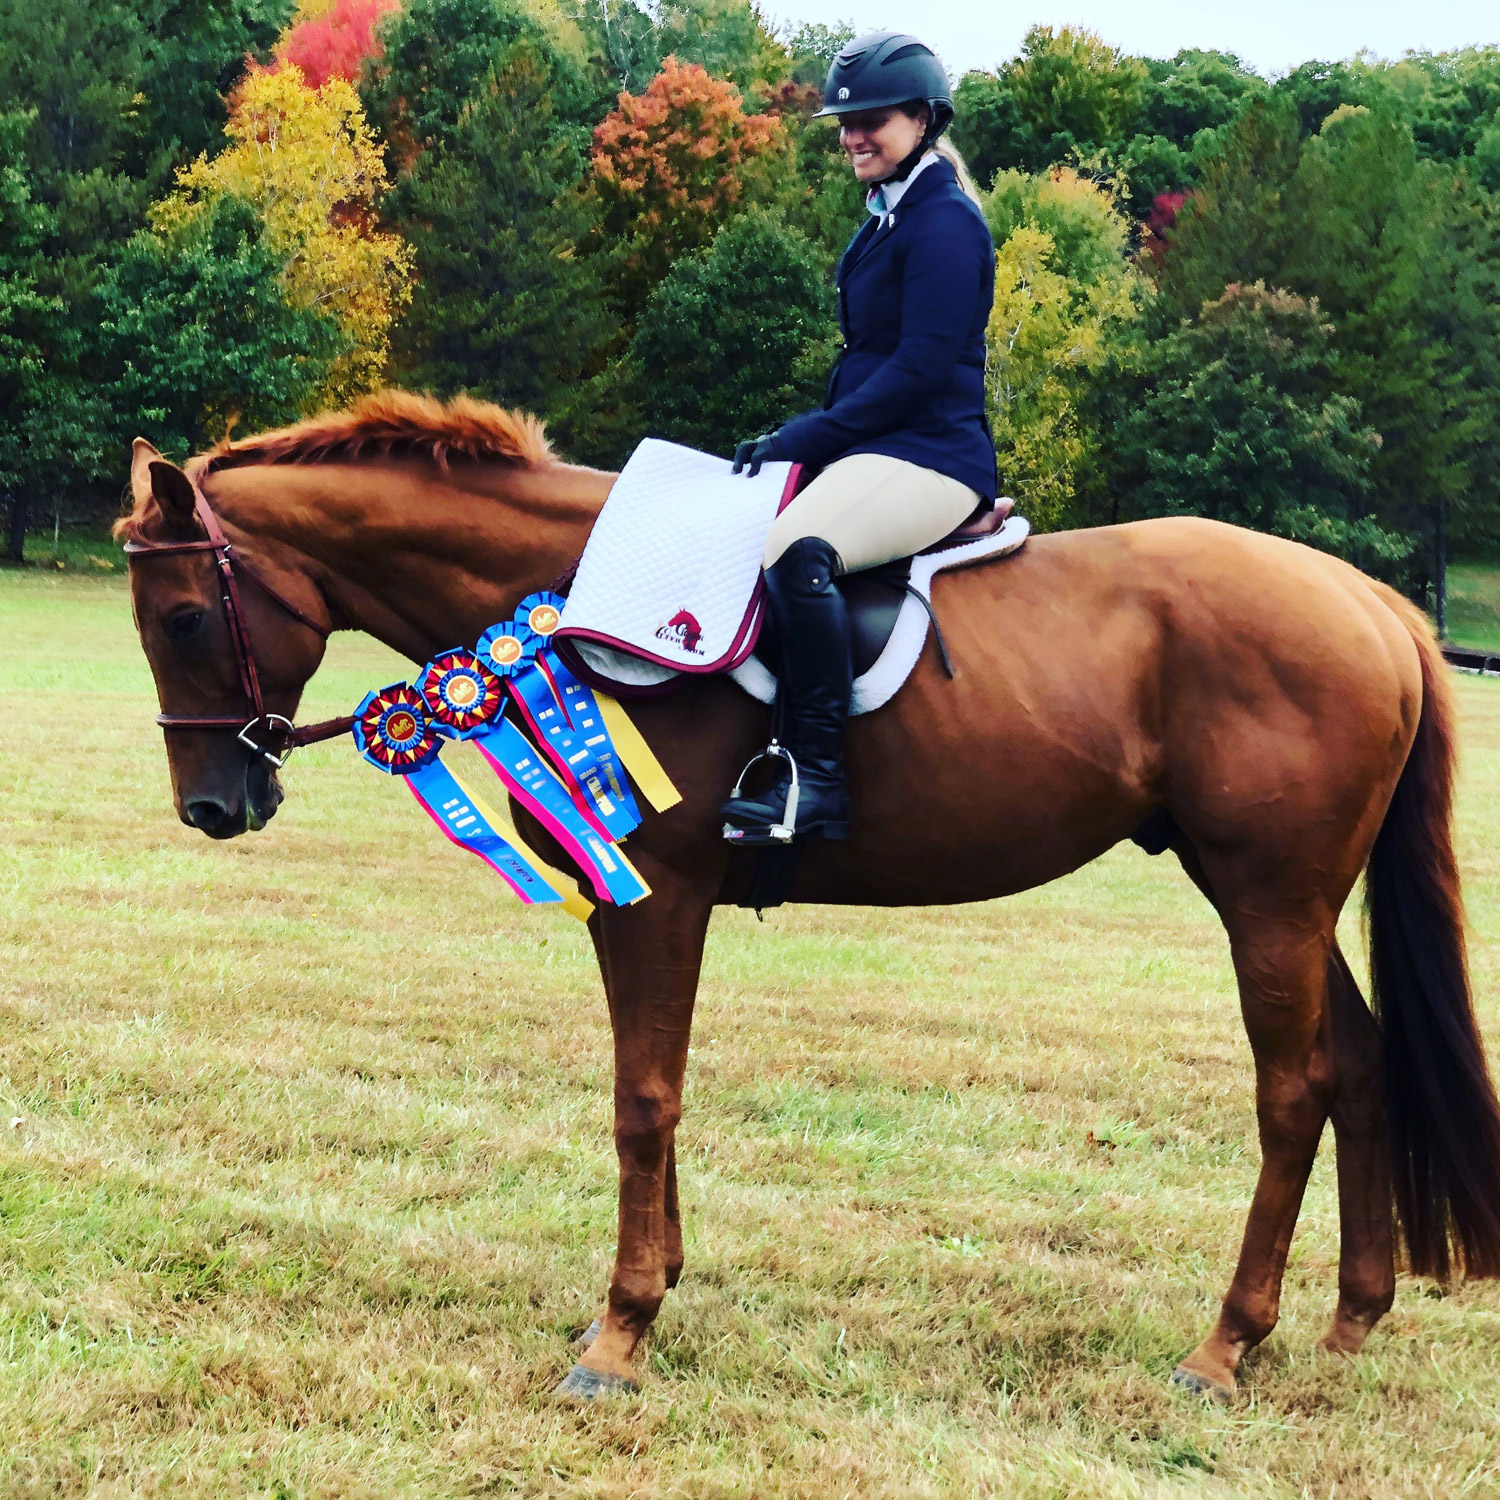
[729, 515, 1030, 716]
[556, 438, 791, 681]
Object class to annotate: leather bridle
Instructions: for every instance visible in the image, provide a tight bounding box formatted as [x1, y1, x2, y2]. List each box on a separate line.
[124, 481, 354, 767]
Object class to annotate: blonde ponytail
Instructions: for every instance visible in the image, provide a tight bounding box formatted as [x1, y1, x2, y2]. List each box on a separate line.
[934, 137, 983, 205]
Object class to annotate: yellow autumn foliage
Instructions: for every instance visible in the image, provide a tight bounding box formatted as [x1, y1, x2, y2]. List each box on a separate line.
[153, 64, 413, 410]
[984, 173, 1141, 530]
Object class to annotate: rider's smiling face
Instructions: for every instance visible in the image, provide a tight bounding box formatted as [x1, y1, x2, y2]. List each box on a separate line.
[839, 105, 929, 183]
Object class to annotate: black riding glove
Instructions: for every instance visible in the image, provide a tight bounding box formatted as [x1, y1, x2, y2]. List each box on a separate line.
[732, 431, 786, 477]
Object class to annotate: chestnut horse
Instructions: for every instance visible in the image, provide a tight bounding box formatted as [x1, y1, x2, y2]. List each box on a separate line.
[119, 392, 1500, 1401]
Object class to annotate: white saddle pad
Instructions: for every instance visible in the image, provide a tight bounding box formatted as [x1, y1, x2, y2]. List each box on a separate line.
[555, 439, 792, 684]
[553, 437, 1030, 715]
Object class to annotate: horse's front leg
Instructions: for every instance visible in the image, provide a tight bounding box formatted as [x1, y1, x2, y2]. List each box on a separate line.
[558, 866, 713, 1397]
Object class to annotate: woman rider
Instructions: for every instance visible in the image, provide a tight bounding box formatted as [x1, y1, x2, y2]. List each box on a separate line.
[721, 30, 997, 845]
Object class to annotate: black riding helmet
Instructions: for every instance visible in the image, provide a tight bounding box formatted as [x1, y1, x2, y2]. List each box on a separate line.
[813, 30, 954, 141]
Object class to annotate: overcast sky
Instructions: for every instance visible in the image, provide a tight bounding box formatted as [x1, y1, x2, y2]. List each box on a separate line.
[765, 1, 1500, 80]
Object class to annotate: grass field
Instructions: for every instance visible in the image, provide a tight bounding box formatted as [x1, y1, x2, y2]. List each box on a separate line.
[3, 568, 1500, 1499]
[1450, 562, 1500, 653]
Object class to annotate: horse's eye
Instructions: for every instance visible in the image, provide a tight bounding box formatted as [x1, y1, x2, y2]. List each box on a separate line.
[164, 609, 207, 642]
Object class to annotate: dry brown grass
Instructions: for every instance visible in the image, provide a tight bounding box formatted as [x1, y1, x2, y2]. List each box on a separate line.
[3, 570, 1499, 1498]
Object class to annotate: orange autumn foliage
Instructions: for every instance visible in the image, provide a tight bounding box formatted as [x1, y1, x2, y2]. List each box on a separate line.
[590, 56, 788, 318]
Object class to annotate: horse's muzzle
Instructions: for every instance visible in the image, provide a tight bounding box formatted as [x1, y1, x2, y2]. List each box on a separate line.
[181, 760, 283, 838]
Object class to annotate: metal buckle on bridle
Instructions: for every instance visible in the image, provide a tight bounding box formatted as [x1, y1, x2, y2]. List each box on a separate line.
[722, 739, 800, 843]
[236, 714, 297, 769]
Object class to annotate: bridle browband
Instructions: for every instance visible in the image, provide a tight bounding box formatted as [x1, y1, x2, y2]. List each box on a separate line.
[124, 479, 354, 767]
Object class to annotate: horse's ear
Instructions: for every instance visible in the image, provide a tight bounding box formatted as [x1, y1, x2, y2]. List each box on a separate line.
[130, 438, 164, 506]
[131, 439, 197, 528]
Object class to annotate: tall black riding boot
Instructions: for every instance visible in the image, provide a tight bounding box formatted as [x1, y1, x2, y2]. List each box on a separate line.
[722, 536, 852, 843]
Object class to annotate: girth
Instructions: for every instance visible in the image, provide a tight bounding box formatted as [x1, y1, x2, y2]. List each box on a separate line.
[124, 481, 353, 765]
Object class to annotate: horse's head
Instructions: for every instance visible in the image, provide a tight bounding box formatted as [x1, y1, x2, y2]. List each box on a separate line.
[124, 441, 330, 839]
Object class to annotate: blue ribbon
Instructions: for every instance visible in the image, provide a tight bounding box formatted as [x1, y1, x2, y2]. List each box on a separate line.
[414, 643, 648, 907]
[404, 758, 577, 907]
[473, 715, 649, 907]
[482, 594, 642, 841]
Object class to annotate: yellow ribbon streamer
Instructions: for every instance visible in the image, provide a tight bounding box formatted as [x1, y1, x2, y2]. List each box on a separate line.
[447, 766, 595, 923]
[595, 693, 682, 813]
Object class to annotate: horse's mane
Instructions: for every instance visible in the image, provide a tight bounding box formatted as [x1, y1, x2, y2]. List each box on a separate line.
[116, 390, 552, 541]
[196, 389, 552, 477]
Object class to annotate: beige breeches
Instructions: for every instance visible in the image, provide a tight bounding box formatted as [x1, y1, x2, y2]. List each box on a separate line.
[763, 453, 982, 573]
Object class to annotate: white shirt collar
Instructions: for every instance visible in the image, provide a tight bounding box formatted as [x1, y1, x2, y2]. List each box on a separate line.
[866, 150, 942, 226]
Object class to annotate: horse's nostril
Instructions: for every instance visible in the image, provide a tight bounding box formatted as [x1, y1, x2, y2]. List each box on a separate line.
[185, 798, 230, 832]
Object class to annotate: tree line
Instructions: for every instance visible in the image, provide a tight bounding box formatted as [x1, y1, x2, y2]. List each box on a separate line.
[3, 2, 1499, 598]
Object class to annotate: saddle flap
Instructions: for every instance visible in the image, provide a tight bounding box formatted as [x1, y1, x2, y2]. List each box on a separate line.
[753, 559, 912, 679]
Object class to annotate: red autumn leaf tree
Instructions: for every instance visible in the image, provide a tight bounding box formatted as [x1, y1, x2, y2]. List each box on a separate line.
[1141, 190, 1188, 271]
[590, 56, 789, 322]
[278, 0, 401, 89]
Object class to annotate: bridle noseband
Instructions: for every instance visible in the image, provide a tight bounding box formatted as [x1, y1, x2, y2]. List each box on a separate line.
[124, 481, 353, 767]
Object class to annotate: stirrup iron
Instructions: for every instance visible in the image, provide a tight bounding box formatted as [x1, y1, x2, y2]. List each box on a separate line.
[722, 739, 800, 844]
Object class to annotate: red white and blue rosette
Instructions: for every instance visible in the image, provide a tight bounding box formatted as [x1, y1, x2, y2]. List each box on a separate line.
[417, 648, 504, 739]
[352, 683, 441, 775]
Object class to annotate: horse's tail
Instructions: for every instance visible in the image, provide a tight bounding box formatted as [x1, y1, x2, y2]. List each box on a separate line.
[1365, 592, 1500, 1279]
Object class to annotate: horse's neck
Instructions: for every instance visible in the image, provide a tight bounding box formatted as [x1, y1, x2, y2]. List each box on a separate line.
[214, 457, 611, 662]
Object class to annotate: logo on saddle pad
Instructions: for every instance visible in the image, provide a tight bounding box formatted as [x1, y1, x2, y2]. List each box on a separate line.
[655, 609, 705, 655]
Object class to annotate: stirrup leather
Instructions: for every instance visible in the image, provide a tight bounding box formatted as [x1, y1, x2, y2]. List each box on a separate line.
[722, 740, 799, 844]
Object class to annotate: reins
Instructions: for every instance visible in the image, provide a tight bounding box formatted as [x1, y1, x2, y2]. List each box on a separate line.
[124, 481, 354, 766]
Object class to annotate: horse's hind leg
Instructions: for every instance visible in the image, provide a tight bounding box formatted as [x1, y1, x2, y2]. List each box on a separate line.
[1321, 942, 1395, 1354]
[1174, 908, 1338, 1399]
[1170, 836, 1393, 1366]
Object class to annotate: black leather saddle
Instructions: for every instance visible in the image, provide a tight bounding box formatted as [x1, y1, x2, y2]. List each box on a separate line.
[752, 499, 1012, 677]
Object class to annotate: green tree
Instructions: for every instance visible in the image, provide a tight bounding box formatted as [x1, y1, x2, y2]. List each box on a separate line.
[1271, 59, 1372, 139]
[1114, 50, 1265, 215]
[0, 0, 296, 525]
[97, 195, 344, 461]
[1098, 284, 1398, 564]
[655, 0, 787, 98]
[1145, 100, 1498, 575]
[383, 38, 616, 418]
[951, 70, 1029, 192]
[0, 113, 102, 549]
[363, 0, 547, 147]
[557, 0, 790, 107]
[783, 20, 854, 87]
[629, 207, 834, 455]
[1137, 50, 1264, 146]
[1148, 95, 1303, 319]
[1005, 26, 1147, 167]
[0, 0, 295, 271]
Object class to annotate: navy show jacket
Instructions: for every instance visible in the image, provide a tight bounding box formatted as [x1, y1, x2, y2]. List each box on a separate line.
[776, 156, 998, 500]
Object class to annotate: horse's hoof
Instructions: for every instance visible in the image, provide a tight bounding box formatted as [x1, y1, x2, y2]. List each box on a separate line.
[1170, 1363, 1233, 1403]
[576, 1318, 602, 1349]
[554, 1362, 639, 1401]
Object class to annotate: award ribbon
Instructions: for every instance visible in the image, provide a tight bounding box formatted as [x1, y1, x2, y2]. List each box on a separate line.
[476, 610, 637, 841]
[352, 682, 591, 918]
[345, 596, 680, 917]
[415, 648, 650, 907]
[473, 718, 650, 907]
[516, 592, 681, 815]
